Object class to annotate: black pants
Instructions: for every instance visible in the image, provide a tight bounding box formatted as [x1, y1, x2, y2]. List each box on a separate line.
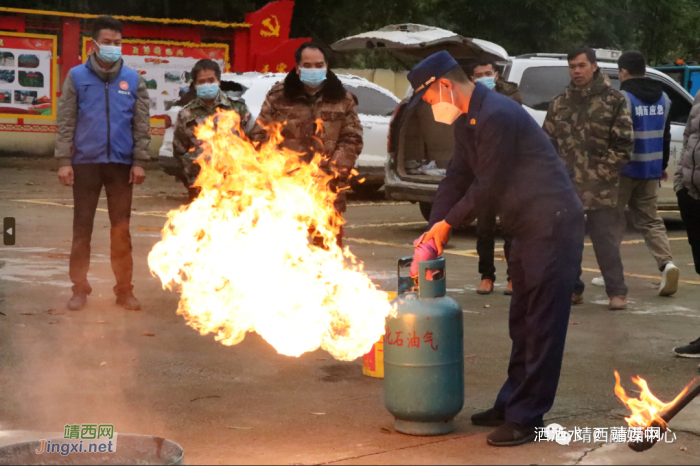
[70, 163, 134, 296]
[573, 208, 628, 297]
[678, 188, 700, 276]
[494, 206, 585, 425]
[476, 206, 512, 281]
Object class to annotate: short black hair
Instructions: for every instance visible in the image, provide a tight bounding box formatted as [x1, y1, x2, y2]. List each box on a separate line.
[618, 50, 646, 77]
[294, 41, 328, 65]
[92, 16, 123, 40]
[443, 65, 470, 84]
[191, 59, 221, 83]
[466, 57, 498, 78]
[567, 46, 596, 64]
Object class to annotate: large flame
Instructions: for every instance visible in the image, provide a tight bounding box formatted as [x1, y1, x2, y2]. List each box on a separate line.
[148, 110, 392, 361]
[613, 371, 693, 428]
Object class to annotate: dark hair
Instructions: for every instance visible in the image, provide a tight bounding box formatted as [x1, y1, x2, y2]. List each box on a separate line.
[92, 16, 123, 40]
[443, 65, 470, 84]
[618, 50, 646, 77]
[467, 57, 498, 78]
[191, 59, 221, 83]
[567, 47, 596, 64]
[294, 41, 328, 65]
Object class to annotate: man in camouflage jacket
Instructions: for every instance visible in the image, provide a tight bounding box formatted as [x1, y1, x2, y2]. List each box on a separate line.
[248, 43, 363, 217]
[173, 60, 252, 199]
[543, 47, 634, 310]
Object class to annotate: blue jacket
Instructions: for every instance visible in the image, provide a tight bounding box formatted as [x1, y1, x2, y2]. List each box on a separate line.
[429, 83, 582, 236]
[70, 58, 140, 165]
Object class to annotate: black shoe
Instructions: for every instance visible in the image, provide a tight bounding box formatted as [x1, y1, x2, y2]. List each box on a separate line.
[67, 293, 87, 311]
[487, 421, 539, 447]
[673, 337, 700, 358]
[471, 408, 506, 427]
[116, 292, 141, 311]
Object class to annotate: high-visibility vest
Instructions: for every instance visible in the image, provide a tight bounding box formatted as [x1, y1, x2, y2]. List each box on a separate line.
[620, 91, 671, 179]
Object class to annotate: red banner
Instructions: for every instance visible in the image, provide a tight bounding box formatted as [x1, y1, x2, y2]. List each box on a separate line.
[246, 0, 293, 56]
[253, 37, 310, 74]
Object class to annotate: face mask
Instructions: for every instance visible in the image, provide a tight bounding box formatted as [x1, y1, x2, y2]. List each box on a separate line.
[94, 41, 122, 64]
[196, 82, 219, 100]
[475, 76, 496, 90]
[300, 68, 327, 87]
[431, 85, 462, 125]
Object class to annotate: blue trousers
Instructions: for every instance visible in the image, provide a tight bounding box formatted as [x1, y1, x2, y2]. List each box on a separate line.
[494, 205, 585, 425]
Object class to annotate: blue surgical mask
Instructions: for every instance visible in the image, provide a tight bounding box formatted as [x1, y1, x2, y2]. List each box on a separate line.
[94, 41, 122, 64]
[300, 68, 327, 87]
[196, 83, 219, 100]
[475, 76, 496, 90]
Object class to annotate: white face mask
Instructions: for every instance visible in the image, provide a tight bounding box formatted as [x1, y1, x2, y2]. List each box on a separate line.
[431, 85, 462, 125]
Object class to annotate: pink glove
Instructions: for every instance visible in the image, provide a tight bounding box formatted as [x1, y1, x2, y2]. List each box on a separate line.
[411, 234, 439, 279]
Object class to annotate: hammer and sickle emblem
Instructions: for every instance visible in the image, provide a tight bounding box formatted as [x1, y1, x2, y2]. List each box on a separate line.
[260, 15, 281, 37]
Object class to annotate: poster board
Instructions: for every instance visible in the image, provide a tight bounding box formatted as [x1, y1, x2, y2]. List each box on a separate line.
[82, 38, 229, 117]
[0, 31, 57, 119]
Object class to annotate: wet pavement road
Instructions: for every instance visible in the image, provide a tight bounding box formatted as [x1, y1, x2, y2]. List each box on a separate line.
[1, 158, 699, 465]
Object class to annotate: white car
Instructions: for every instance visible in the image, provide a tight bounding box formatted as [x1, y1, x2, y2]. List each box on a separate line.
[158, 72, 401, 192]
[337, 25, 694, 219]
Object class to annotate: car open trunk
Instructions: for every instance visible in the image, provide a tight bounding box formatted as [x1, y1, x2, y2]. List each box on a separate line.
[395, 100, 455, 183]
[333, 24, 509, 184]
[331, 23, 508, 63]
[332, 24, 514, 191]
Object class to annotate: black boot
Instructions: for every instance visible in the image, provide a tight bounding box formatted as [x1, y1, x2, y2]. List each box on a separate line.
[487, 421, 540, 447]
[471, 408, 505, 427]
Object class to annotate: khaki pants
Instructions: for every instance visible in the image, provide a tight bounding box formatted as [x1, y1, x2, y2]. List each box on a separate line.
[616, 176, 673, 270]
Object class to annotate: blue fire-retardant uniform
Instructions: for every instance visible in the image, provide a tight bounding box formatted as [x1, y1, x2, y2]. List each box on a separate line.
[428, 83, 585, 426]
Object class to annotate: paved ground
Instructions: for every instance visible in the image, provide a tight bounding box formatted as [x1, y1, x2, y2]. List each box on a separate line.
[1, 157, 699, 465]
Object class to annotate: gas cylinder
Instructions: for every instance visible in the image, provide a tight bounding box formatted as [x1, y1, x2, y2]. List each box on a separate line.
[384, 256, 464, 436]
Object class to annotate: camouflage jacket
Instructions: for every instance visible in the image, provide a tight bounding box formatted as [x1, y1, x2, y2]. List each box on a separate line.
[543, 72, 633, 210]
[173, 90, 252, 185]
[248, 70, 363, 212]
[495, 80, 522, 104]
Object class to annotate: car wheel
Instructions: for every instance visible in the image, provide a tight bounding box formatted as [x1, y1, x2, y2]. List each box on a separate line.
[419, 202, 432, 222]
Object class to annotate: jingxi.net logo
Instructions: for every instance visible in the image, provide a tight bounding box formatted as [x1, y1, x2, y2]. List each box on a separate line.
[35, 424, 118, 456]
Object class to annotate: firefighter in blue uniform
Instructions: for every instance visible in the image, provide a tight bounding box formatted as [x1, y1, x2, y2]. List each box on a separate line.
[409, 51, 585, 447]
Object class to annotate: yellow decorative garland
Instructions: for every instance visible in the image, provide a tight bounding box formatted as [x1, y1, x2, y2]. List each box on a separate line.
[0, 7, 251, 29]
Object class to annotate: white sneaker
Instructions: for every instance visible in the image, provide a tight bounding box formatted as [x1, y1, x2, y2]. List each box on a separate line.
[659, 263, 680, 297]
[591, 276, 605, 287]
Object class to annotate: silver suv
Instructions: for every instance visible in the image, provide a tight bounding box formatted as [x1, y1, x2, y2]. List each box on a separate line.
[385, 53, 694, 220]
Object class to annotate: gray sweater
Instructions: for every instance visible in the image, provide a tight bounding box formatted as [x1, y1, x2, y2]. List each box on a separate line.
[675, 91, 700, 199]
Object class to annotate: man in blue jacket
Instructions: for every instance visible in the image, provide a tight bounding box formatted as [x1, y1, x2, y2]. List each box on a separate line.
[412, 52, 584, 446]
[55, 16, 151, 311]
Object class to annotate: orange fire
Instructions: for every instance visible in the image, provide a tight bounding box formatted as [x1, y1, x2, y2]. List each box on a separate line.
[613, 371, 693, 428]
[148, 110, 393, 361]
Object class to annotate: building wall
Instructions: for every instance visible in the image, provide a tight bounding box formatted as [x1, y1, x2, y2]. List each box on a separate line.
[335, 68, 410, 99]
[0, 116, 164, 158]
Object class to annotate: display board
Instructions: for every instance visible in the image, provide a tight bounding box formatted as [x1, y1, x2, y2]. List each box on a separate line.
[82, 38, 229, 116]
[0, 32, 57, 119]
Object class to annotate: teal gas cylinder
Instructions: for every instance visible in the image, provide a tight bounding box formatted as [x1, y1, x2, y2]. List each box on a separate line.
[384, 256, 464, 436]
